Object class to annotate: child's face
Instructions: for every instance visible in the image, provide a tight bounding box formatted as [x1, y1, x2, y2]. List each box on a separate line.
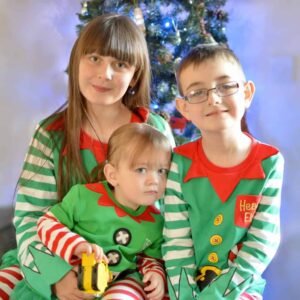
[79, 54, 136, 107]
[176, 57, 254, 135]
[106, 148, 170, 210]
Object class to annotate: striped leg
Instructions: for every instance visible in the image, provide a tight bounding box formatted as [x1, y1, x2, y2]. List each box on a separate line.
[240, 292, 262, 300]
[0, 265, 23, 300]
[102, 277, 146, 300]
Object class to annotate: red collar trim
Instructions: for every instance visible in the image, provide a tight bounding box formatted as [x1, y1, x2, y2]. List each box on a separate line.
[46, 116, 64, 131]
[45, 107, 149, 132]
[131, 107, 149, 123]
[85, 182, 159, 223]
[175, 135, 278, 202]
[46, 107, 149, 163]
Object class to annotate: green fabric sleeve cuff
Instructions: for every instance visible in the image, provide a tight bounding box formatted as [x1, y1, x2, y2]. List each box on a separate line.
[21, 245, 72, 299]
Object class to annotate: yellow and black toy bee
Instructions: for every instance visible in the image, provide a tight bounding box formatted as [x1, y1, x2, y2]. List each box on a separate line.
[78, 253, 113, 296]
[195, 265, 221, 291]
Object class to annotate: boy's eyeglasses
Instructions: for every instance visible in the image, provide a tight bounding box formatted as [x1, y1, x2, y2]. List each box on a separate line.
[183, 81, 240, 104]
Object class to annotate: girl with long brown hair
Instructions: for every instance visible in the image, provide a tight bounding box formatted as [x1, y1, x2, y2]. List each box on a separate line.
[0, 14, 174, 300]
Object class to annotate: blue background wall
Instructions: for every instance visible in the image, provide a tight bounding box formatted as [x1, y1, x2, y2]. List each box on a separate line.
[225, 2, 299, 299]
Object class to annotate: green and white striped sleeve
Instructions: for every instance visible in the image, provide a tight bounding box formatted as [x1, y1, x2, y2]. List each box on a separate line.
[13, 123, 71, 299]
[224, 152, 284, 297]
[162, 155, 198, 299]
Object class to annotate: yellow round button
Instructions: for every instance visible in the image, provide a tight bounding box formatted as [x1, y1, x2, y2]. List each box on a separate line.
[210, 235, 222, 246]
[214, 214, 223, 226]
[208, 252, 219, 263]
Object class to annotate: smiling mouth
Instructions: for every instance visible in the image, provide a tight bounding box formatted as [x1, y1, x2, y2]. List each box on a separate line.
[92, 85, 111, 93]
[206, 110, 228, 117]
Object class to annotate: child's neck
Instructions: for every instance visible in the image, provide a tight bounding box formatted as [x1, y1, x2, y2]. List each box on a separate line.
[201, 130, 252, 168]
[113, 189, 140, 211]
[84, 102, 131, 143]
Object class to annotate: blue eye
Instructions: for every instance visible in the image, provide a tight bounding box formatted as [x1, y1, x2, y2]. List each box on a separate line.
[135, 167, 146, 174]
[185, 89, 207, 104]
[217, 82, 239, 94]
[192, 89, 206, 97]
[158, 168, 169, 175]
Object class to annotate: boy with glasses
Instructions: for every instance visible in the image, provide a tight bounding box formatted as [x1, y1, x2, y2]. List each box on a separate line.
[162, 45, 284, 300]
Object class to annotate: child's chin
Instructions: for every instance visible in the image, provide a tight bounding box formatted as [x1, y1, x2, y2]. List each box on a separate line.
[142, 196, 158, 205]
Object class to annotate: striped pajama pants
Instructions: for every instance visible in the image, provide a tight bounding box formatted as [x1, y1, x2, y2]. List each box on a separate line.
[0, 265, 22, 300]
[0, 268, 169, 300]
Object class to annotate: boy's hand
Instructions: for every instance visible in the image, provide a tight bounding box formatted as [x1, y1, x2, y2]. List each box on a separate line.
[74, 242, 108, 263]
[143, 271, 165, 300]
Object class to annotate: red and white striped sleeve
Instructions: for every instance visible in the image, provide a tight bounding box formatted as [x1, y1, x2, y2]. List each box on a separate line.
[37, 211, 86, 265]
[137, 254, 166, 286]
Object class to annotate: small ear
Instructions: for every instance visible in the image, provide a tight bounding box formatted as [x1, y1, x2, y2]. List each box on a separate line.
[129, 74, 138, 88]
[103, 163, 118, 187]
[176, 97, 191, 120]
[244, 80, 255, 109]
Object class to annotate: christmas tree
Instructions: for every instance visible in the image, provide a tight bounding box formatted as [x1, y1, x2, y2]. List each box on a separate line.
[77, 0, 228, 144]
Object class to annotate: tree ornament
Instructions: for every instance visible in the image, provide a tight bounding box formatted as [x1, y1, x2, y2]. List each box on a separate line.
[134, 7, 146, 33]
[217, 10, 225, 20]
[174, 57, 182, 67]
[157, 49, 173, 64]
[81, 1, 88, 15]
[158, 81, 169, 95]
[148, 22, 159, 35]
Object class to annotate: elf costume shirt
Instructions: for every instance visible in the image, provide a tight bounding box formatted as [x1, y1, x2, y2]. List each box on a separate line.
[162, 135, 284, 300]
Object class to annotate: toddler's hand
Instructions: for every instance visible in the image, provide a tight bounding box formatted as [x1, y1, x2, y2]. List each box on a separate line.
[74, 242, 108, 263]
[143, 271, 165, 300]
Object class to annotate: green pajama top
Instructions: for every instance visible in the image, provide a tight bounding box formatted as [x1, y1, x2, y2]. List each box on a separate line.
[13, 107, 174, 299]
[38, 181, 165, 280]
[162, 135, 284, 300]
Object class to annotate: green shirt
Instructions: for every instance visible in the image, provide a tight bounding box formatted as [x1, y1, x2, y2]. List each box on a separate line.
[13, 107, 174, 299]
[162, 135, 284, 300]
[40, 181, 163, 277]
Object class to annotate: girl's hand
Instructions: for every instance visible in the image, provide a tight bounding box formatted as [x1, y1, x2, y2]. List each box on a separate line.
[52, 268, 94, 300]
[143, 271, 165, 300]
[74, 242, 108, 263]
